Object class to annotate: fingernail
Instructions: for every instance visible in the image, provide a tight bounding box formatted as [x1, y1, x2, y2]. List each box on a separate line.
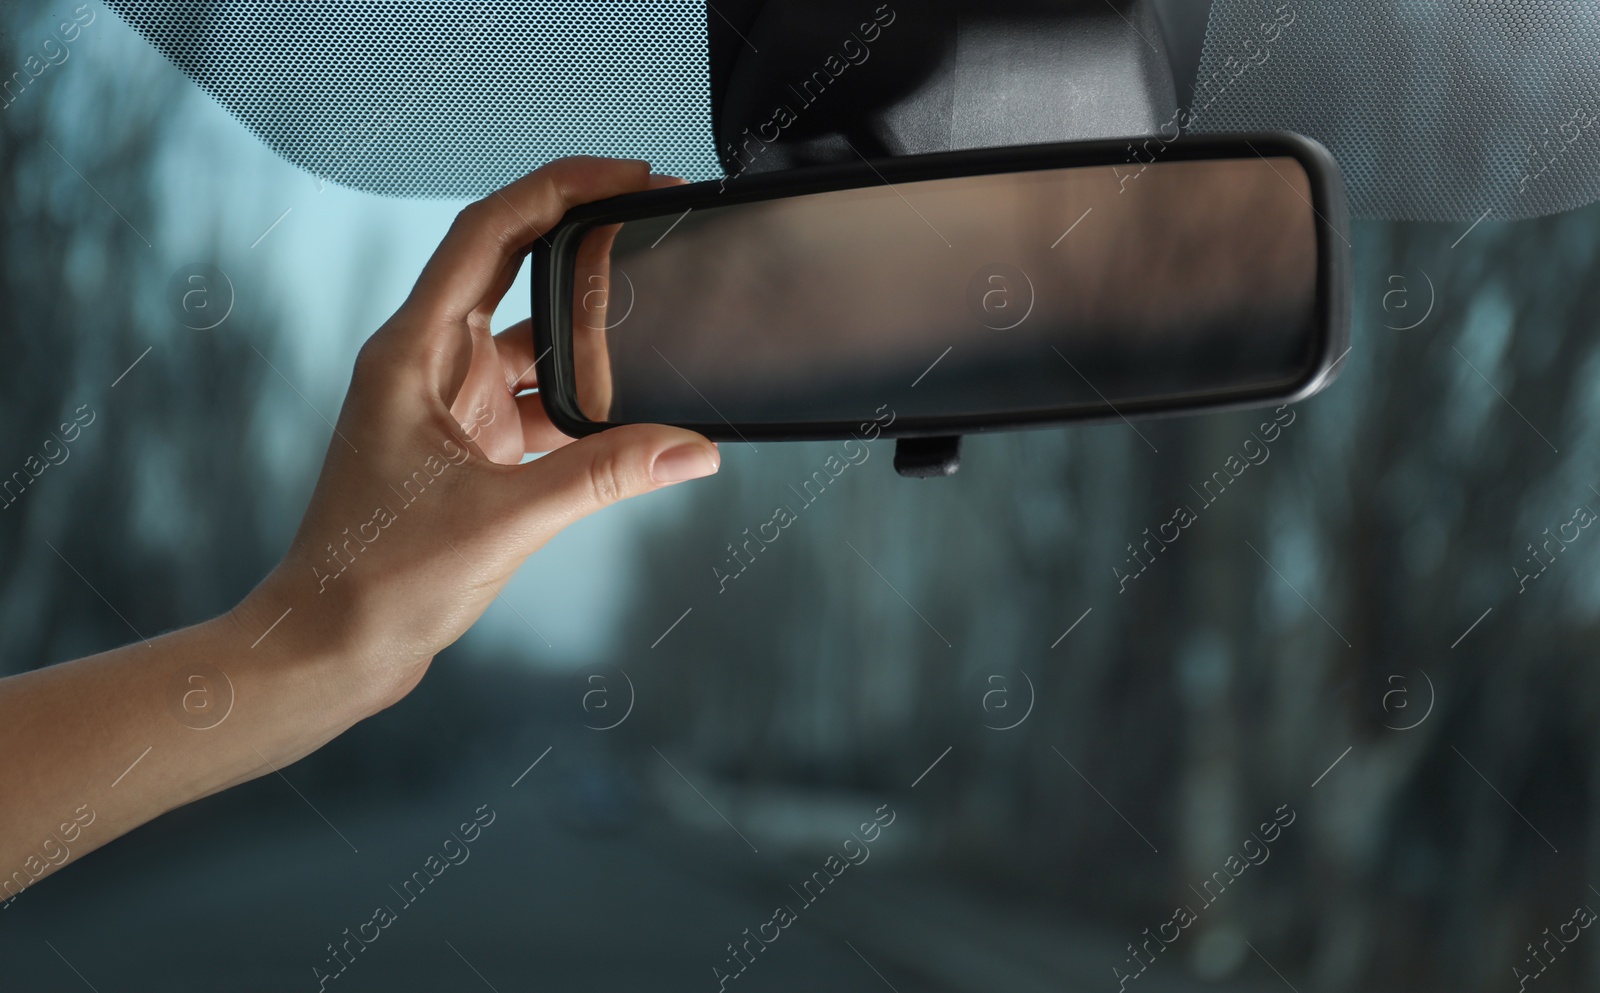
[652, 444, 720, 484]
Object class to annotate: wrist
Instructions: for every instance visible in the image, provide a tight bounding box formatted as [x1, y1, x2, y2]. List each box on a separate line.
[226, 567, 431, 731]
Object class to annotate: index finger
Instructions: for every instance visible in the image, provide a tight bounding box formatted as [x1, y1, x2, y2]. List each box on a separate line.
[405, 156, 654, 323]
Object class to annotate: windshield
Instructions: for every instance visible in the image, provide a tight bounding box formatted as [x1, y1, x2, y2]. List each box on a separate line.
[2, 7, 1595, 993]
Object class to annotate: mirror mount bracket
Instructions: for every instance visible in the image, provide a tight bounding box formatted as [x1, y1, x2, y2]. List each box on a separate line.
[895, 436, 962, 478]
[707, 0, 1180, 175]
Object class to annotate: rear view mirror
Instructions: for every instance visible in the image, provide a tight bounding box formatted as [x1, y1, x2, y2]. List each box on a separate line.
[530, 133, 1348, 452]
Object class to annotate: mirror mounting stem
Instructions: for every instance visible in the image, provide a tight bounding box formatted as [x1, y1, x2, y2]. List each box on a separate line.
[894, 436, 962, 478]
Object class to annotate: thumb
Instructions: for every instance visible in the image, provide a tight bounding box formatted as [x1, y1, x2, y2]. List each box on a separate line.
[509, 424, 720, 538]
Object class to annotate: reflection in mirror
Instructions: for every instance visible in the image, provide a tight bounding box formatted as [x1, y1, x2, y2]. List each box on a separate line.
[570, 158, 1320, 427]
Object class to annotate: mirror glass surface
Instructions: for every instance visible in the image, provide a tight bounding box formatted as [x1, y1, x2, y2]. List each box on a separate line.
[567, 157, 1321, 427]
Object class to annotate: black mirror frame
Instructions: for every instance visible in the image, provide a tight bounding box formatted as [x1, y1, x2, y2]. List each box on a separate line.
[530, 131, 1350, 443]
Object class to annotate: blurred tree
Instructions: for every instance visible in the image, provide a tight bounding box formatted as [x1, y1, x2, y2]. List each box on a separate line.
[0, 4, 282, 670]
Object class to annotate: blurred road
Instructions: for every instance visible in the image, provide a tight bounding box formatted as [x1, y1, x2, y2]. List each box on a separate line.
[0, 740, 1284, 993]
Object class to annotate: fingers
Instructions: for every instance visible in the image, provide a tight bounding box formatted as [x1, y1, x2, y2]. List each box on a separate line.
[408, 156, 654, 324]
[492, 320, 542, 392]
[514, 393, 578, 454]
[499, 321, 588, 454]
[509, 424, 719, 538]
[494, 322, 588, 452]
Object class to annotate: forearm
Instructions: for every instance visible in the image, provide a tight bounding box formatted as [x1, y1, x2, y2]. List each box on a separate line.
[0, 579, 396, 900]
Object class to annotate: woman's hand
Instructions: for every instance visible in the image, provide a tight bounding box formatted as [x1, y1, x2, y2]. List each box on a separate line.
[240, 155, 719, 713]
[0, 157, 718, 893]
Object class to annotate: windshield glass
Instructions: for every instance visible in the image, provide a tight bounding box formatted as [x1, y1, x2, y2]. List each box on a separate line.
[2, 9, 1594, 993]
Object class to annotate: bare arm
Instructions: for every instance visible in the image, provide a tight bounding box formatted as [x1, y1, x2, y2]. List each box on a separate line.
[0, 156, 720, 900]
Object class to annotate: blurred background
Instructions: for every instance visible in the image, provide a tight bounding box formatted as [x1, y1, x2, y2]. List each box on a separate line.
[4, 5, 1600, 992]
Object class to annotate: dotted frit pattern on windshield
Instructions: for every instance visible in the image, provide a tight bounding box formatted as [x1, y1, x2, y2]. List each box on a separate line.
[106, 0, 723, 198]
[109, 0, 1600, 218]
[1190, 0, 1600, 220]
